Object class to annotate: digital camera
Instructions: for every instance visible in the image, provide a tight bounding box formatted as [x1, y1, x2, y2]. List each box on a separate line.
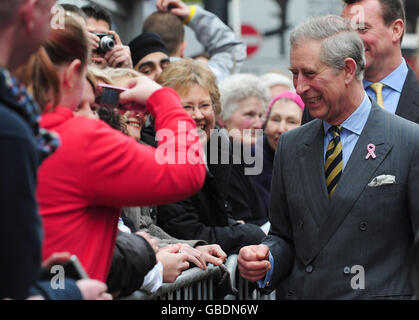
[94, 32, 115, 54]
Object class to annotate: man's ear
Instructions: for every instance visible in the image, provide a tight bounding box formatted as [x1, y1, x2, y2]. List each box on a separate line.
[179, 41, 187, 58]
[343, 57, 357, 85]
[391, 19, 404, 44]
[63, 59, 82, 91]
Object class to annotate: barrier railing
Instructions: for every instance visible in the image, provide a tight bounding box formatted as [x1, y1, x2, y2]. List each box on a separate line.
[122, 254, 276, 301]
[224, 254, 276, 300]
[121, 263, 220, 300]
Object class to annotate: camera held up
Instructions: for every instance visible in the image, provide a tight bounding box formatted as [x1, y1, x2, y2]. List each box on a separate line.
[94, 32, 115, 54]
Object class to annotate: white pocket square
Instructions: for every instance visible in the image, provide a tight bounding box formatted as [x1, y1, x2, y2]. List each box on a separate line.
[368, 175, 396, 187]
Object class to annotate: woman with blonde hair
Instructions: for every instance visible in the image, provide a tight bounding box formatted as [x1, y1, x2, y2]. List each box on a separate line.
[20, 18, 206, 282]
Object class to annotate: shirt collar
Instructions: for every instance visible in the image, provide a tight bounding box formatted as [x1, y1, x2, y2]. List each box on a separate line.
[363, 58, 408, 93]
[323, 92, 371, 136]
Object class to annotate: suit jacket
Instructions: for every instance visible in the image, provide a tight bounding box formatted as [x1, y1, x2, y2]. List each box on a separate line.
[302, 66, 419, 125]
[264, 102, 419, 299]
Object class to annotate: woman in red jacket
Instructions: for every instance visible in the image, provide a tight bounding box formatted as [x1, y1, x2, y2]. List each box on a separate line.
[20, 17, 206, 282]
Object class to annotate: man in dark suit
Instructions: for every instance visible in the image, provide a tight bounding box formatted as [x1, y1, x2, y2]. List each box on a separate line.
[301, 0, 419, 125]
[238, 15, 419, 299]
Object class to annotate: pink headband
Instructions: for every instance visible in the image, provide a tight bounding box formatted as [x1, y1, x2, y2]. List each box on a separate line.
[265, 91, 305, 122]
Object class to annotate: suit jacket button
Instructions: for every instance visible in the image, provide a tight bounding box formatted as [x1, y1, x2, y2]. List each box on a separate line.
[359, 222, 368, 231]
[306, 265, 313, 273]
[298, 220, 304, 230]
[344, 267, 351, 274]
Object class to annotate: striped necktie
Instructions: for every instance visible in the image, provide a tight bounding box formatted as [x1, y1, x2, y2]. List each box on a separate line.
[325, 126, 343, 197]
[370, 83, 386, 109]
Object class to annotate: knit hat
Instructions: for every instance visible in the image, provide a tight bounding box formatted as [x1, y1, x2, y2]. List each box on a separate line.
[264, 91, 305, 124]
[128, 32, 169, 67]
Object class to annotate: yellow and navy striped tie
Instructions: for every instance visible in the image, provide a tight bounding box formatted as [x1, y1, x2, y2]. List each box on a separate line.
[325, 126, 343, 197]
[370, 82, 386, 109]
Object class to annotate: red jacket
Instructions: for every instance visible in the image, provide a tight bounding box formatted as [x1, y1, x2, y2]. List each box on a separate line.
[37, 88, 206, 281]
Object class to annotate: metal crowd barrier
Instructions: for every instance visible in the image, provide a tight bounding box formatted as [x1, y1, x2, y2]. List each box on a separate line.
[121, 254, 276, 301]
[121, 263, 220, 300]
[224, 254, 276, 300]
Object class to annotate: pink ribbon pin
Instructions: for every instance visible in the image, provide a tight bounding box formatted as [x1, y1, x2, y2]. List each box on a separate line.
[365, 144, 377, 160]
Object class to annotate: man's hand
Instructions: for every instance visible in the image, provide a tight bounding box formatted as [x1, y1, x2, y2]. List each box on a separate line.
[104, 30, 133, 68]
[238, 244, 271, 282]
[156, 0, 190, 19]
[195, 244, 227, 266]
[86, 28, 100, 52]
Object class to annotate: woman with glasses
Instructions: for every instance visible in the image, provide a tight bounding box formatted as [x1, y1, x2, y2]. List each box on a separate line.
[156, 59, 266, 255]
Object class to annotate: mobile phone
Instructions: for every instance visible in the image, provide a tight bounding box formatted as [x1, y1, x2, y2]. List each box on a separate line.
[98, 84, 126, 108]
[97, 83, 148, 113]
[62, 255, 89, 280]
[40, 255, 89, 281]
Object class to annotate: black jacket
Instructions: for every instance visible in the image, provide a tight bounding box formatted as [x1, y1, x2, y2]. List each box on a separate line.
[228, 140, 269, 226]
[157, 133, 266, 255]
[107, 231, 156, 297]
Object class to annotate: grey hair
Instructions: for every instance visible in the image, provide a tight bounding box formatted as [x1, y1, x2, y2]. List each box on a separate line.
[259, 72, 294, 92]
[290, 15, 365, 81]
[218, 73, 270, 122]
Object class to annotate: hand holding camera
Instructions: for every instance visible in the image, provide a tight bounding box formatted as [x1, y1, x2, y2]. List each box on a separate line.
[93, 32, 115, 54]
[87, 28, 132, 68]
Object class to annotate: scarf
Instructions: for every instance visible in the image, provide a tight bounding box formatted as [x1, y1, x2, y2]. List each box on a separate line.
[0, 67, 60, 163]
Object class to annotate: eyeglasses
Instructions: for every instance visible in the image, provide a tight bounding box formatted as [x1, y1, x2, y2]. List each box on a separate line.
[182, 103, 215, 113]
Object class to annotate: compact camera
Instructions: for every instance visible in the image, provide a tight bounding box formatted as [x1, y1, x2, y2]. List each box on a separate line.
[94, 32, 115, 54]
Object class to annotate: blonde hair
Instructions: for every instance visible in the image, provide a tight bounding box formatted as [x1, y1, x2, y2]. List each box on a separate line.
[101, 67, 142, 85]
[88, 65, 113, 85]
[157, 58, 221, 116]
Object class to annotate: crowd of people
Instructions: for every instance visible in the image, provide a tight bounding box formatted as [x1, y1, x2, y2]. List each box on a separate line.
[1, 0, 419, 300]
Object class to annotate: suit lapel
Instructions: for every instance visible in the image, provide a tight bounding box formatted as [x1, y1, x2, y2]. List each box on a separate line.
[307, 103, 393, 263]
[296, 120, 329, 227]
[396, 67, 419, 124]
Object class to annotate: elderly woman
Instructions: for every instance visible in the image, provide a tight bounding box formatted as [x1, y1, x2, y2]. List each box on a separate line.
[252, 91, 304, 209]
[156, 59, 266, 255]
[217, 73, 270, 225]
